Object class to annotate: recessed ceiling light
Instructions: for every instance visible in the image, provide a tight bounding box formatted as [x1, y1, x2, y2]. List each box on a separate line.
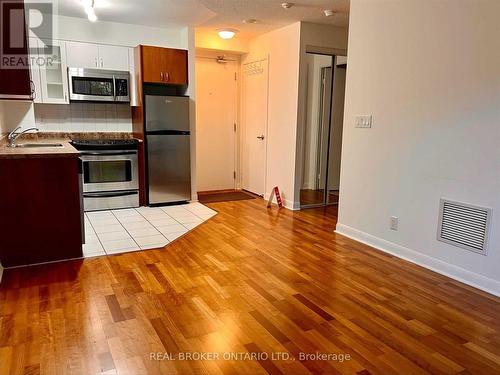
[281, 2, 293, 9]
[81, 0, 98, 22]
[218, 29, 237, 40]
[323, 9, 335, 17]
[243, 19, 258, 24]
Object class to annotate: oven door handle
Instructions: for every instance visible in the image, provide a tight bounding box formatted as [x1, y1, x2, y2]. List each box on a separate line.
[83, 190, 138, 198]
[79, 151, 137, 156]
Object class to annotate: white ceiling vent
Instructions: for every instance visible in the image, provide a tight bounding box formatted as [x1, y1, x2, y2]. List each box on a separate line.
[437, 199, 492, 255]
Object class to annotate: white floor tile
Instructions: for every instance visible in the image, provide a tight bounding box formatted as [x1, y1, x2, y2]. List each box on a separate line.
[84, 233, 100, 244]
[85, 223, 96, 235]
[111, 208, 140, 217]
[83, 205, 216, 257]
[195, 212, 217, 220]
[102, 238, 139, 254]
[140, 211, 171, 220]
[87, 211, 115, 220]
[148, 217, 178, 226]
[184, 202, 205, 210]
[156, 224, 186, 235]
[134, 234, 168, 247]
[117, 215, 148, 224]
[183, 222, 202, 230]
[122, 221, 154, 231]
[93, 223, 126, 234]
[160, 206, 190, 215]
[98, 230, 131, 241]
[83, 242, 105, 257]
[165, 230, 188, 241]
[167, 211, 199, 220]
[137, 207, 164, 214]
[127, 227, 161, 238]
[88, 216, 121, 226]
[176, 216, 203, 224]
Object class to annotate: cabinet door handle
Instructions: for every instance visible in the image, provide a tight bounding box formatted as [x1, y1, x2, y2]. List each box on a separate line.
[160, 72, 164, 81]
[165, 72, 169, 82]
[95, 57, 97, 67]
[100, 58, 103, 67]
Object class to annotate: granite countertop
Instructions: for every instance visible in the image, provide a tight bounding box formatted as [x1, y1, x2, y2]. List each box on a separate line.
[0, 137, 79, 159]
[0, 132, 136, 159]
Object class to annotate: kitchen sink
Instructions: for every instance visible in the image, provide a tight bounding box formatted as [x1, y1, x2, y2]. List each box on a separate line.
[15, 143, 64, 148]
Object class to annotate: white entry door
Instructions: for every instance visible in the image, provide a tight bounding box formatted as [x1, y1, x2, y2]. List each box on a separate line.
[195, 56, 237, 192]
[241, 58, 269, 196]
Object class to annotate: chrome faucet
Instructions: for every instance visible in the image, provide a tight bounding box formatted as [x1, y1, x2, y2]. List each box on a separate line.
[7, 126, 39, 148]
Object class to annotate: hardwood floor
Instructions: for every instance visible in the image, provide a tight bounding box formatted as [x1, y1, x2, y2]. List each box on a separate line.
[300, 189, 339, 206]
[1, 199, 499, 375]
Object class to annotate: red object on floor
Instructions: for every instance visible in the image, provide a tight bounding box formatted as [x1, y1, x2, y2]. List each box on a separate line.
[267, 186, 283, 208]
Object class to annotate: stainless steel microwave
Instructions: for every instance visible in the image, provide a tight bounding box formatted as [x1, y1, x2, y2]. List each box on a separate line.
[68, 68, 130, 103]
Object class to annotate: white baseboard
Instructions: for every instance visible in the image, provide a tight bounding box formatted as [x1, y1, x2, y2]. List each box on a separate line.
[335, 223, 500, 297]
[265, 191, 299, 211]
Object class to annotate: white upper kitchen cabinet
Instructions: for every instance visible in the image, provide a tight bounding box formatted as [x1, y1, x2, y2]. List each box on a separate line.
[39, 40, 69, 104]
[66, 41, 129, 71]
[65, 41, 99, 69]
[28, 38, 42, 103]
[98, 45, 129, 71]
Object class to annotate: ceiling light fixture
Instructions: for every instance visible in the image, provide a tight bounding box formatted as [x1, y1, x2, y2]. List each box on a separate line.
[323, 9, 335, 17]
[81, 0, 98, 22]
[281, 2, 293, 9]
[218, 29, 237, 40]
[243, 18, 258, 24]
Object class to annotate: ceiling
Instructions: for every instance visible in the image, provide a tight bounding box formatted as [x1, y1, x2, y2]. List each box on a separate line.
[197, 0, 349, 37]
[56, 0, 350, 37]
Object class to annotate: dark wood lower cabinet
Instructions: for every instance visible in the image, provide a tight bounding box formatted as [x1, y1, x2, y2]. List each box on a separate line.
[0, 156, 83, 267]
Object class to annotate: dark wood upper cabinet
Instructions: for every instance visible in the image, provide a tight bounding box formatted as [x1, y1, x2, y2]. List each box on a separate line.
[140, 45, 188, 85]
[0, 0, 32, 99]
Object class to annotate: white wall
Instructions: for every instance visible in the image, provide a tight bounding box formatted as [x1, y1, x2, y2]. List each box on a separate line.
[53, 16, 186, 48]
[337, 0, 500, 295]
[242, 22, 301, 208]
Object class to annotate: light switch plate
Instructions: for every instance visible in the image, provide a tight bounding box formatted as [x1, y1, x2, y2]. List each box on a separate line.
[355, 115, 372, 128]
[390, 216, 399, 231]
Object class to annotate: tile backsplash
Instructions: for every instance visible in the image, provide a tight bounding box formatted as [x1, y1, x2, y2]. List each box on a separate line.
[34, 103, 133, 133]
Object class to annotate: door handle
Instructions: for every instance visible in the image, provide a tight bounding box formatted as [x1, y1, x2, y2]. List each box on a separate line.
[160, 72, 164, 81]
[257, 135, 265, 140]
[165, 72, 170, 81]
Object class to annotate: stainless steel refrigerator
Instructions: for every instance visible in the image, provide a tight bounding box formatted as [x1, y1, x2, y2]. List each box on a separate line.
[145, 95, 191, 205]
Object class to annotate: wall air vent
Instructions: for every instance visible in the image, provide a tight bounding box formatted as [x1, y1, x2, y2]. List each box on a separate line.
[437, 199, 492, 255]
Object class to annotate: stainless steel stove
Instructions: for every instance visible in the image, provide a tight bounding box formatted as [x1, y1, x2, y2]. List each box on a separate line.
[71, 139, 139, 211]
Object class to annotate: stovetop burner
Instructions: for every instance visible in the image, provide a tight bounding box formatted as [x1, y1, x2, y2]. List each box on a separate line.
[71, 138, 139, 151]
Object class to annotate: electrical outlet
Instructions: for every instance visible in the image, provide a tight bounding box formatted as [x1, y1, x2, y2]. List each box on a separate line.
[390, 216, 399, 231]
[355, 115, 372, 128]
